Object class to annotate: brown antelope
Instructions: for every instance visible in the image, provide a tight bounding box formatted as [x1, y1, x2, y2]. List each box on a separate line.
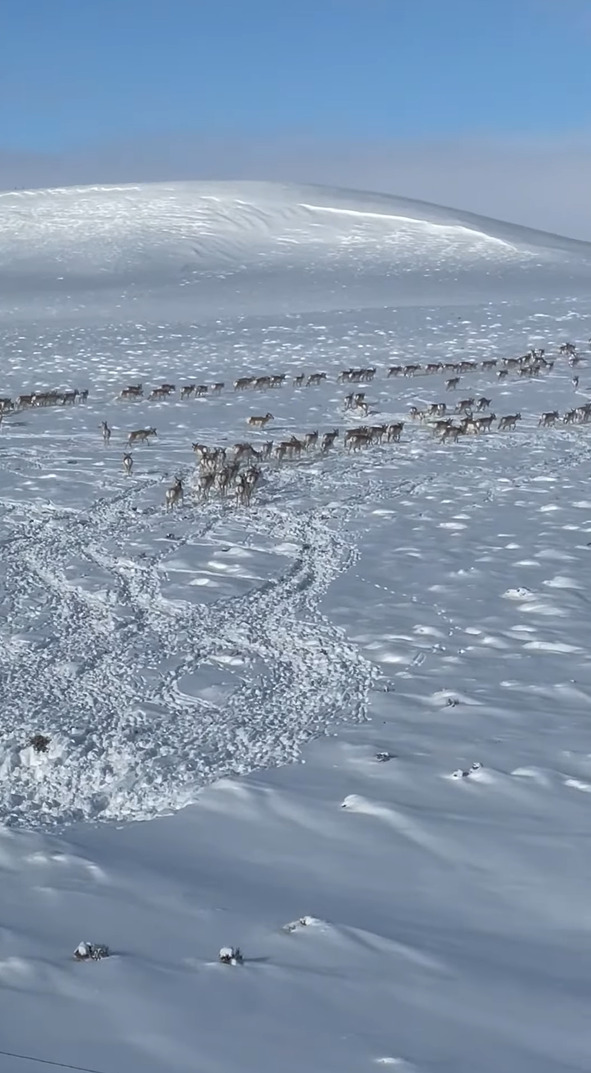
[61, 390, 78, 405]
[128, 427, 157, 445]
[303, 431, 318, 450]
[247, 413, 273, 428]
[195, 385, 208, 397]
[387, 365, 404, 377]
[123, 453, 133, 475]
[120, 384, 143, 399]
[446, 377, 460, 390]
[180, 385, 195, 399]
[165, 477, 183, 510]
[149, 386, 170, 400]
[293, 374, 305, 387]
[538, 411, 559, 427]
[498, 413, 521, 431]
[476, 397, 491, 412]
[210, 382, 225, 392]
[386, 422, 403, 442]
[321, 429, 339, 451]
[455, 398, 474, 414]
[497, 369, 508, 380]
[307, 372, 327, 386]
[260, 440, 274, 458]
[234, 377, 255, 391]
[481, 359, 497, 370]
[474, 414, 496, 432]
[100, 421, 111, 444]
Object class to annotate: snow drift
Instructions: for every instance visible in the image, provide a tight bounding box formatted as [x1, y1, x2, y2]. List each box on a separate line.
[1, 180, 590, 319]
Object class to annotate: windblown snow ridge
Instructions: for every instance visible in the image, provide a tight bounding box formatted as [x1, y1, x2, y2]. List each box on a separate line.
[0, 180, 589, 316]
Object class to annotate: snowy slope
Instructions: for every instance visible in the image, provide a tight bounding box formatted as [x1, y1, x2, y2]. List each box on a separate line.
[1, 182, 591, 1073]
[0, 180, 590, 318]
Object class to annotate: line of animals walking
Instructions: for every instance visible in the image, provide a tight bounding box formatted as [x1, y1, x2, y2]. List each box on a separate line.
[1, 341, 588, 510]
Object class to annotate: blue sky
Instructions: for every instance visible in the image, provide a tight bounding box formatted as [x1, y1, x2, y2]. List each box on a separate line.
[2, 0, 589, 149]
[0, 0, 589, 235]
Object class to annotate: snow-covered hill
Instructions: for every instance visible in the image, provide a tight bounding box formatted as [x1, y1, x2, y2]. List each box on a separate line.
[1, 181, 591, 1073]
[1, 180, 590, 318]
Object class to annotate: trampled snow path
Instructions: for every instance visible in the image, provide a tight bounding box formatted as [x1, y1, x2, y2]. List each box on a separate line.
[0, 458, 395, 825]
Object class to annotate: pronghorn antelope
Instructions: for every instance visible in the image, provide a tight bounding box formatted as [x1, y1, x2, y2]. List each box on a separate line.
[180, 384, 196, 399]
[247, 413, 273, 428]
[195, 385, 208, 397]
[473, 414, 496, 432]
[306, 372, 327, 386]
[122, 453, 133, 475]
[387, 365, 404, 377]
[321, 429, 339, 450]
[210, 382, 225, 392]
[427, 402, 447, 416]
[233, 442, 261, 462]
[234, 377, 255, 391]
[260, 440, 274, 459]
[303, 430, 319, 450]
[386, 422, 403, 442]
[165, 477, 183, 510]
[481, 359, 497, 370]
[120, 384, 143, 399]
[455, 397, 474, 414]
[476, 397, 492, 411]
[538, 411, 559, 427]
[497, 413, 521, 431]
[150, 386, 171, 400]
[100, 420, 111, 444]
[497, 369, 508, 380]
[426, 362, 443, 374]
[445, 377, 460, 390]
[128, 427, 157, 445]
[293, 374, 305, 387]
[403, 364, 421, 377]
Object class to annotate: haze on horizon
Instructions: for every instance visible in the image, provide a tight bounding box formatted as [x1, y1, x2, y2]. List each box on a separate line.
[1, 0, 590, 240]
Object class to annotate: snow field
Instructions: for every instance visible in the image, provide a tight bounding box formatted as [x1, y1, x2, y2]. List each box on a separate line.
[1, 182, 591, 1072]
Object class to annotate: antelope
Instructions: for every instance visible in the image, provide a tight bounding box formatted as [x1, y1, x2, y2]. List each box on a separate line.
[260, 440, 274, 459]
[476, 397, 491, 412]
[234, 377, 255, 391]
[403, 364, 421, 377]
[538, 411, 559, 427]
[387, 365, 404, 377]
[211, 382, 225, 392]
[79, 389, 89, 402]
[321, 429, 339, 451]
[270, 374, 286, 387]
[61, 390, 78, 405]
[426, 362, 443, 374]
[100, 420, 111, 444]
[120, 384, 143, 399]
[195, 385, 208, 397]
[498, 413, 521, 431]
[386, 422, 403, 442]
[180, 385, 195, 399]
[254, 376, 271, 390]
[165, 477, 183, 510]
[307, 372, 327, 386]
[446, 377, 460, 390]
[303, 431, 319, 450]
[455, 397, 474, 414]
[15, 394, 33, 408]
[150, 386, 170, 400]
[293, 374, 305, 387]
[122, 453, 133, 475]
[441, 424, 462, 443]
[474, 414, 496, 432]
[247, 413, 273, 428]
[497, 369, 508, 380]
[234, 442, 260, 462]
[128, 427, 157, 445]
[481, 359, 497, 370]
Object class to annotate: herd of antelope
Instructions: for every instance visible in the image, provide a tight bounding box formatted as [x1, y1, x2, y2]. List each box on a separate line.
[1, 340, 589, 511]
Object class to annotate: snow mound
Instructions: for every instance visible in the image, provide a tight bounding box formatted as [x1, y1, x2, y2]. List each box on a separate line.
[0, 180, 589, 318]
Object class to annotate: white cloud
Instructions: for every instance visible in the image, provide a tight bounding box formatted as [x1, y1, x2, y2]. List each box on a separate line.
[1, 133, 590, 240]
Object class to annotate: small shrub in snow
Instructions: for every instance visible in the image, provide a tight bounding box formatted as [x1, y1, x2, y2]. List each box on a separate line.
[30, 733, 50, 754]
[219, 946, 243, 965]
[375, 751, 394, 763]
[73, 941, 110, 961]
[283, 915, 320, 932]
[452, 762, 483, 780]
